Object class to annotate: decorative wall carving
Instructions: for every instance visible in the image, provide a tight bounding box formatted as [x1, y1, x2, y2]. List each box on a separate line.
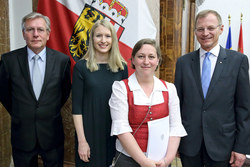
[160, 0, 183, 83]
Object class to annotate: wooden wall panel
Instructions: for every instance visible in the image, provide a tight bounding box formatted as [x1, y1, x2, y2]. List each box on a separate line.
[0, 0, 11, 167]
[160, 0, 183, 83]
[186, 0, 196, 53]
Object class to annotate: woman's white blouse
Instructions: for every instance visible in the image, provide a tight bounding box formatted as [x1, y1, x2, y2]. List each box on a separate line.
[109, 73, 187, 155]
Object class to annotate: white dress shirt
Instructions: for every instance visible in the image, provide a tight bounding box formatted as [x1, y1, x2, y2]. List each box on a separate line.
[109, 73, 187, 156]
[28, 47, 46, 85]
[199, 43, 220, 78]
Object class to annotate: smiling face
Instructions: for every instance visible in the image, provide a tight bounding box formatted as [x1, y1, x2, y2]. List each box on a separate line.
[23, 18, 50, 54]
[195, 13, 224, 51]
[132, 44, 159, 77]
[93, 25, 112, 57]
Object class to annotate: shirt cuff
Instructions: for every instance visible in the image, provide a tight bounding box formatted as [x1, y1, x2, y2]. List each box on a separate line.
[111, 120, 133, 136]
[169, 125, 187, 137]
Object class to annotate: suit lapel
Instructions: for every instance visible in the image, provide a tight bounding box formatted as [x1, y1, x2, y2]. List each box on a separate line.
[17, 47, 36, 98]
[206, 46, 227, 99]
[39, 47, 55, 98]
[191, 50, 204, 99]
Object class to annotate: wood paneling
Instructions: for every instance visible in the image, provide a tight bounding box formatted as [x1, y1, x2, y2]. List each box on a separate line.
[0, 0, 11, 167]
[160, 0, 183, 83]
[186, 0, 196, 53]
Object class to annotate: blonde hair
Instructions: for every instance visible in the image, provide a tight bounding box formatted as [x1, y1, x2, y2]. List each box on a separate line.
[195, 10, 222, 28]
[83, 19, 126, 72]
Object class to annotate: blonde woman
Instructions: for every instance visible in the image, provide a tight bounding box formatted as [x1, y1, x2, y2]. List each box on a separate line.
[72, 19, 128, 167]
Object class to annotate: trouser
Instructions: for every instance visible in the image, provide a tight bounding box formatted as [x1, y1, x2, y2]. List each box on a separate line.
[180, 141, 230, 167]
[12, 143, 64, 167]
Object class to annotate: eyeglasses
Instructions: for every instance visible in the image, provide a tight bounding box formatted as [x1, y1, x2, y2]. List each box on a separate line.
[195, 25, 221, 33]
[25, 27, 47, 34]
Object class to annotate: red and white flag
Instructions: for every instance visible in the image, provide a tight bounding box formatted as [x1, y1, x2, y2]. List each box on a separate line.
[37, 0, 157, 75]
[238, 23, 243, 54]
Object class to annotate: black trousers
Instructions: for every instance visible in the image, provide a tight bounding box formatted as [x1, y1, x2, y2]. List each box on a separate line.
[180, 141, 230, 167]
[12, 143, 64, 167]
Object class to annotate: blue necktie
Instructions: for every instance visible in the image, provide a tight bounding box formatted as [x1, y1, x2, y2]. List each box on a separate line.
[201, 52, 211, 98]
[32, 55, 42, 99]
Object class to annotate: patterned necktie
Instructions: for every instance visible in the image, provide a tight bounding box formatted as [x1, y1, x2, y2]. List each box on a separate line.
[32, 55, 42, 99]
[201, 52, 211, 98]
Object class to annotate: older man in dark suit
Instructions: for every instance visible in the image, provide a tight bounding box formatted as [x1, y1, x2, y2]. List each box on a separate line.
[175, 10, 250, 167]
[0, 12, 71, 167]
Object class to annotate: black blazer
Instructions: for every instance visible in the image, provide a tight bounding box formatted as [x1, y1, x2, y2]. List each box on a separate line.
[0, 46, 71, 151]
[174, 46, 250, 161]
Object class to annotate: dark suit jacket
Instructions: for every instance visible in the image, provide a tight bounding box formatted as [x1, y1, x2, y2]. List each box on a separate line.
[0, 46, 71, 151]
[174, 46, 250, 161]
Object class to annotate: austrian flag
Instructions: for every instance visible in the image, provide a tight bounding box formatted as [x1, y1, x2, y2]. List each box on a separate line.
[37, 0, 157, 75]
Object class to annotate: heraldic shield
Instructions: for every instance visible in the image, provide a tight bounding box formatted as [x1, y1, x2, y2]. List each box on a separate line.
[69, 2, 126, 62]
[69, 4, 104, 62]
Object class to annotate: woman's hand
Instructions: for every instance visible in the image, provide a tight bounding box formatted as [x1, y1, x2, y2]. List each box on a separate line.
[140, 158, 157, 167]
[155, 158, 170, 167]
[78, 141, 90, 162]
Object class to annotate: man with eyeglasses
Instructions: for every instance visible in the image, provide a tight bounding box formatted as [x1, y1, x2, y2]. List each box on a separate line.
[0, 12, 71, 166]
[174, 9, 250, 167]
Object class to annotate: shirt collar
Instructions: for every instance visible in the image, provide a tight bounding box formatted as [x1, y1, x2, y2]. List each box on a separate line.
[27, 47, 46, 62]
[128, 73, 168, 92]
[199, 43, 220, 58]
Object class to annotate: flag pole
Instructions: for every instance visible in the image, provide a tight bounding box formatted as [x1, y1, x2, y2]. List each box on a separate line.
[238, 13, 244, 53]
[226, 14, 232, 49]
[240, 13, 243, 23]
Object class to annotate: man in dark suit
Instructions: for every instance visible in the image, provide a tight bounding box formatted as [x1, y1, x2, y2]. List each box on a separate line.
[175, 10, 250, 167]
[0, 12, 71, 167]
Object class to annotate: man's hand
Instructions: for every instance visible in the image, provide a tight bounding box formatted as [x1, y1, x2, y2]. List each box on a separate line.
[230, 151, 246, 167]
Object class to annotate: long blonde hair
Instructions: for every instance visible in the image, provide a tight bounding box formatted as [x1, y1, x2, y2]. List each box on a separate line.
[83, 19, 126, 72]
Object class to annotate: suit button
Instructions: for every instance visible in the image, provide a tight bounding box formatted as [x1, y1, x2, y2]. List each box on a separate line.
[203, 110, 206, 112]
[150, 118, 153, 121]
[149, 112, 152, 115]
